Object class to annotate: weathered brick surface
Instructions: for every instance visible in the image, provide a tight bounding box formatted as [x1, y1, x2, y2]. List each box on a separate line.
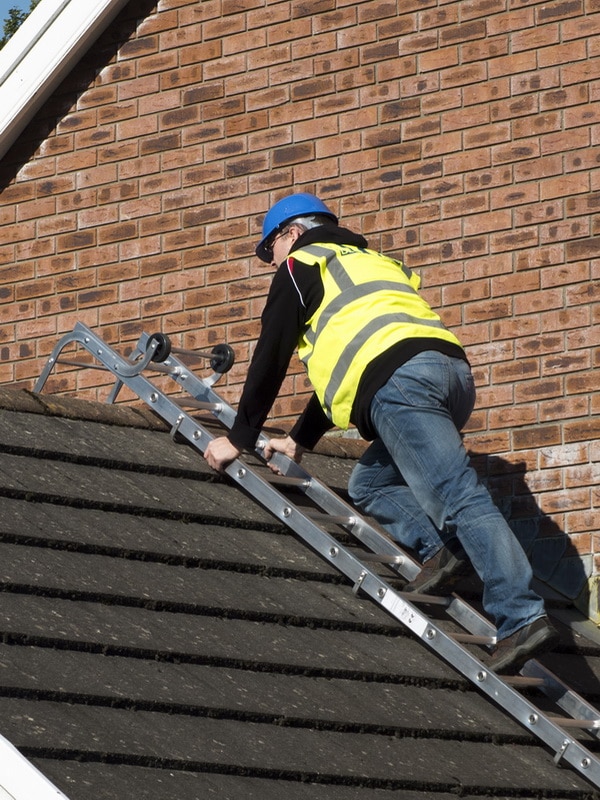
[0, 0, 597, 573]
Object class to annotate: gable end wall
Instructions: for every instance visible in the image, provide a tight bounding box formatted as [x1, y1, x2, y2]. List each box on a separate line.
[0, 0, 598, 616]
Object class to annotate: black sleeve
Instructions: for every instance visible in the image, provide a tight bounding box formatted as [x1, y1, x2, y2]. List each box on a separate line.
[228, 264, 306, 450]
[290, 392, 334, 449]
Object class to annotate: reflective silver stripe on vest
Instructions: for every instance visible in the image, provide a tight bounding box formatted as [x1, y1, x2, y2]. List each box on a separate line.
[296, 244, 355, 292]
[302, 279, 419, 350]
[322, 312, 448, 413]
[298, 243, 415, 287]
[297, 236, 419, 354]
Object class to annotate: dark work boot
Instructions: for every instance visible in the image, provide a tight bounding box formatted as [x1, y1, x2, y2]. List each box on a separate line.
[489, 616, 560, 674]
[404, 544, 473, 596]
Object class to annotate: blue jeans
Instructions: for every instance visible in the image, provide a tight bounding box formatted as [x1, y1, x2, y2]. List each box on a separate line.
[348, 351, 545, 639]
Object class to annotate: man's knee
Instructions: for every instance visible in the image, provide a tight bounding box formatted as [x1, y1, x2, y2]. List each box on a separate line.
[348, 465, 368, 506]
[347, 476, 361, 504]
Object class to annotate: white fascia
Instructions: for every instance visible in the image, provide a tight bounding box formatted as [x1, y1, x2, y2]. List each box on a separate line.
[0, 0, 132, 162]
[0, 732, 69, 798]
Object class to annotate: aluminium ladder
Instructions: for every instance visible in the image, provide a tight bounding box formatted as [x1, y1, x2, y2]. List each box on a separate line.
[35, 322, 600, 790]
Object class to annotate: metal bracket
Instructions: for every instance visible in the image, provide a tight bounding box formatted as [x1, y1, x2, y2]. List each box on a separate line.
[170, 414, 185, 440]
[555, 738, 571, 766]
[352, 571, 367, 595]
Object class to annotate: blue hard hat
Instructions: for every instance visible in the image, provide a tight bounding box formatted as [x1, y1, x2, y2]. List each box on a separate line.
[256, 192, 337, 262]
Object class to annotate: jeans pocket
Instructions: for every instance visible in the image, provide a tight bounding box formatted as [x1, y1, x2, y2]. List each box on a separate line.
[386, 352, 450, 410]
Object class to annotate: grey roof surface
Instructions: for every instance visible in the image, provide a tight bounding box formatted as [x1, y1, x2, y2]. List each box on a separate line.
[0, 387, 599, 799]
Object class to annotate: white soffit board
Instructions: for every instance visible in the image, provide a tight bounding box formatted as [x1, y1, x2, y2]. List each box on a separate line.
[0, 733, 69, 798]
[0, 0, 132, 162]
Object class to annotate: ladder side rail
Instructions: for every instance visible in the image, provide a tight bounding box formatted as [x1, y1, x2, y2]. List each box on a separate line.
[59, 336, 515, 663]
[136, 333, 497, 638]
[35, 329, 417, 588]
[125, 384, 600, 785]
[31, 332, 536, 653]
[377, 574, 600, 783]
[35, 322, 162, 398]
[105, 338, 152, 404]
[34, 324, 98, 393]
[35, 325, 600, 788]
[108, 362, 600, 782]
[140, 335, 421, 576]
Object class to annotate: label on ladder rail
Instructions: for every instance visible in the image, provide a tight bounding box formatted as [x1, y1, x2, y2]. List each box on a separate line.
[380, 590, 428, 638]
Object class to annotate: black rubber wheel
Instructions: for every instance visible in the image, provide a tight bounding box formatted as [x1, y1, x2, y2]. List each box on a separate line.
[210, 343, 235, 373]
[147, 332, 172, 363]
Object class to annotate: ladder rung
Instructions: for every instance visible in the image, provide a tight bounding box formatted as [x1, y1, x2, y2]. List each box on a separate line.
[502, 675, 547, 688]
[398, 590, 450, 607]
[171, 346, 213, 360]
[55, 358, 105, 370]
[452, 633, 496, 646]
[146, 362, 180, 375]
[359, 552, 405, 565]
[306, 511, 356, 526]
[267, 475, 311, 488]
[547, 716, 600, 730]
[172, 398, 222, 411]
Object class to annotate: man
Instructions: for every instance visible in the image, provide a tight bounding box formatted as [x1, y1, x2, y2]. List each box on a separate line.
[204, 192, 559, 673]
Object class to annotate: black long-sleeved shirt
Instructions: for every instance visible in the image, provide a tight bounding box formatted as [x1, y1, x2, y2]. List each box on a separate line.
[228, 224, 467, 451]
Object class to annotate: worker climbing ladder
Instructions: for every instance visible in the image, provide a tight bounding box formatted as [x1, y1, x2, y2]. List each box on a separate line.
[35, 322, 600, 790]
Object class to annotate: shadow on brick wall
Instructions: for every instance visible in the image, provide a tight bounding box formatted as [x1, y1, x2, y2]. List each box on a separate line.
[473, 454, 592, 620]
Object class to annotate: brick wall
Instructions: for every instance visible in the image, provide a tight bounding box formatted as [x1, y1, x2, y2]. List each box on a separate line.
[0, 0, 598, 612]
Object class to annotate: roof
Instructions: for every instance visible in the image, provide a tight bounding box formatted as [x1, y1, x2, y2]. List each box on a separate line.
[0, 386, 598, 798]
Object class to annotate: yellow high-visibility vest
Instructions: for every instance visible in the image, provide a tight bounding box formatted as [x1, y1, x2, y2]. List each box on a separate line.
[292, 242, 463, 429]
